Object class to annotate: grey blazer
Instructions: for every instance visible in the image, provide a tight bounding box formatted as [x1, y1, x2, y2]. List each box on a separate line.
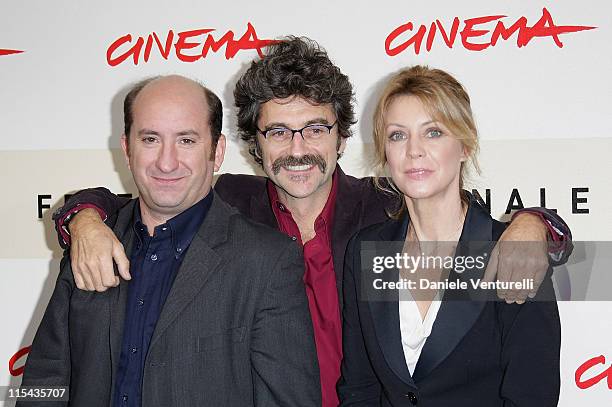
[19, 193, 321, 406]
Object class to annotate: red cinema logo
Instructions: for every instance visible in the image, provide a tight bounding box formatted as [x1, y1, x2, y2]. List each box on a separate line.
[0, 48, 24, 56]
[386, 7, 596, 56]
[575, 355, 612, 390]
[107, 22, 275, 67]
[8, 346, 30, 376]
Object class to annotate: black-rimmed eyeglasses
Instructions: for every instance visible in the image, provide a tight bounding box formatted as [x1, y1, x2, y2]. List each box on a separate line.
[257, 121, 337, 146]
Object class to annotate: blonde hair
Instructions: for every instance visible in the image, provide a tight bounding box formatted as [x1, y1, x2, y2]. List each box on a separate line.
[372, 65, 480, 217]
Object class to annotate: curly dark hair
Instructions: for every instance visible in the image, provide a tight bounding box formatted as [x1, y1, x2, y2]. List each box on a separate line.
[234, 36, 356, 165]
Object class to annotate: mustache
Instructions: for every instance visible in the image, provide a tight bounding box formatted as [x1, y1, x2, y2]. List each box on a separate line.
[271, 154, 327, 175]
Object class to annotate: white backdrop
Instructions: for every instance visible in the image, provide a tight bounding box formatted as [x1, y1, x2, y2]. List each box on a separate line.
[1, 0, 611, 405]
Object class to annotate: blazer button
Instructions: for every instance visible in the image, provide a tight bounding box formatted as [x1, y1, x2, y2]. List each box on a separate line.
[404, 392, 418, 405]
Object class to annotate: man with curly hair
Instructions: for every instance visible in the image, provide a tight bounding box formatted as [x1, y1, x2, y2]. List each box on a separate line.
[53, 37, 571, 407]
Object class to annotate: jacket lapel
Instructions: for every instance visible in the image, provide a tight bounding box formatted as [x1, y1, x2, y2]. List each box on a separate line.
[368, 215, 416, 387]
[412, 197, 494, 381]
[109, 200, 137, 390]
[149, 194, 230, 348]
[248, 185, 277, 228]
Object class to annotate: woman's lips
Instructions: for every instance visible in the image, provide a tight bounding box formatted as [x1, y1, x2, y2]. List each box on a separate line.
[405, 168, 433, 180]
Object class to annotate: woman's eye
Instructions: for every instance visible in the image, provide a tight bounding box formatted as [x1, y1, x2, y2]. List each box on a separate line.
[388, 131, 406, 141]
[426, 128, 443, 138]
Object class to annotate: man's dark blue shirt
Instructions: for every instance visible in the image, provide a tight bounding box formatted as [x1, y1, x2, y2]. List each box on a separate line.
[113, 192, 213, 407]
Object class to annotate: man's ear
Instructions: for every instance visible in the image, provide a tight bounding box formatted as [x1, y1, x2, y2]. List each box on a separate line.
[337, 136, 347, 157]
[120, 134, 131, 170]
[213, 134, 226, 172]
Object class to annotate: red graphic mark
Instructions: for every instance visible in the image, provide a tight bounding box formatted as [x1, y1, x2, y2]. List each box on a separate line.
[107, 22, 276, 67]
[8, 346, 30, 376]
[575, 355, 612, 390]
[386, 7, 596, 55]
[0, 48, 24, 56]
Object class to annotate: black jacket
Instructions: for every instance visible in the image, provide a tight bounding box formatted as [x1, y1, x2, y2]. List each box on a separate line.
[338, 195, 561, 406]
[21, 195, 321, 406]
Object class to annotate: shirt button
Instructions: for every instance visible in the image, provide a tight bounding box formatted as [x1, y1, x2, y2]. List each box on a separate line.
[291, 236, 297, 241]
[122, 395, 128, 402]
[278, 203, 285, 211]
[131, 347, 138, 354]
[150, 254, 158, 261]
[404, 392, 418, 405]
[137, 299, 144, 306]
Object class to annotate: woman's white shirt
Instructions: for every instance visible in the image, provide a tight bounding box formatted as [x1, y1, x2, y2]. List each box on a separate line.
[398, 289, 442, 376]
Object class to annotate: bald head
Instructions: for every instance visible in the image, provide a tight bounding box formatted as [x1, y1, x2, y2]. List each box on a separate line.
[119, 75, 227, 225]
[123, 75, 222, 151]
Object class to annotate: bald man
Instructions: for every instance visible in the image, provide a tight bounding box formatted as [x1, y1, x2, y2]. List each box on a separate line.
[18, 76, 320, 407]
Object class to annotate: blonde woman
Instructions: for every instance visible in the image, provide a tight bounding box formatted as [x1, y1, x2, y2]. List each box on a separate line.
[338, 66, 560, 406]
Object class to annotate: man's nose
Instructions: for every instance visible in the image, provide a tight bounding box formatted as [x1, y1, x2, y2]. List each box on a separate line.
[156, 142, 180, 173]
[287, 130, 309, 156]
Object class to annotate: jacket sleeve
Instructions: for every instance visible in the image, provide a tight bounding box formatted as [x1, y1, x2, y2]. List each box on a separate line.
[338, 235, 382, 406]
[250, 240, 321, 407]
[511, 207, 573, 267]
[16, 255, 74, 407]
[52, 187, 130, 249]
[498, 271, 561, 406]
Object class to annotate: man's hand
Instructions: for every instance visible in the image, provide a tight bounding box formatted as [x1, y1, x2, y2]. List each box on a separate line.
[484, 213, 550, 304]
[69, 208, 130, 291]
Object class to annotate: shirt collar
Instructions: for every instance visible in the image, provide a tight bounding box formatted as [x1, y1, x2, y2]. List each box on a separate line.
[132, 191, 214, 255]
